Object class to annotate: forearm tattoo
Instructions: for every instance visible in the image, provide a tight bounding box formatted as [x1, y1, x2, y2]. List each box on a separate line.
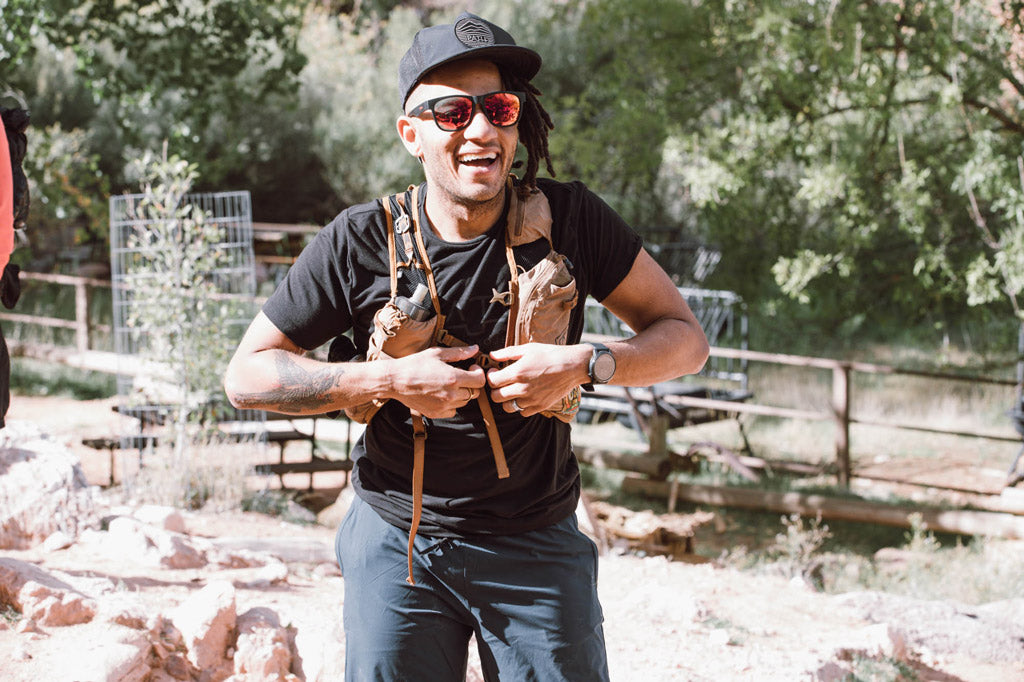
[235, 351, 344, 414]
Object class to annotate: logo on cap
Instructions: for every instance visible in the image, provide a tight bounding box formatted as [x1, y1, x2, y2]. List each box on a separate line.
[455, 17, 494, 47]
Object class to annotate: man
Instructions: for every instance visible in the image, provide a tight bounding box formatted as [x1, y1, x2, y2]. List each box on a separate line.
[225, 12, 708, 681]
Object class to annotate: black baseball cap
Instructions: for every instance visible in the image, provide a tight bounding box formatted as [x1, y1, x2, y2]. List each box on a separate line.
[399, 12, 542, 109]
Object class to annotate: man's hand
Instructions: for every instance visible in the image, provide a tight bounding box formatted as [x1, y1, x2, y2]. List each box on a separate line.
[486, 343, 589, 416]
[387, 345, 487, 419]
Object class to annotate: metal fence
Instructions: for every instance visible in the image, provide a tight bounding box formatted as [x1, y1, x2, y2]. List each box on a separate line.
[108, 190, 265, 453]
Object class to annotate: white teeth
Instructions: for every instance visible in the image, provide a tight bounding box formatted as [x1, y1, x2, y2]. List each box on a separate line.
[459, 153, 496, 163]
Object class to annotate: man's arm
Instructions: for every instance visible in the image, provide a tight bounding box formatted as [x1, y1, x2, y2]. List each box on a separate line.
[223, 311, 486, 418]
[486, 249, 709, 415]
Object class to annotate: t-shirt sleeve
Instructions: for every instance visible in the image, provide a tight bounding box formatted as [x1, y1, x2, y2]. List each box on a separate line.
[261, 215, 354, 351]
[571, 183, 643, 302]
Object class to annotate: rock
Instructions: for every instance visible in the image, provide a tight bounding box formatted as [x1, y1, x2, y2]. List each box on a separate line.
[316, 485, 355, 529]
[108, 600, 150, 630]
[151, 530, 208, 570]
[312, 562, 342, 579]
[0, 422, 99, 549]
[134, 505, 187, 534]
[708, 628, 731, 646]
[72, 629, 153, 682]
[812, 661, 851, 681]
[212, 547, 270, 569]
[104, 516, 208, 569]
[41, 530, 74, 552]
[0, 557, 97, 626]
[232, 606, 300, 681]
[833, 622, 910, 665]
[837, 590, 1024, 664]
[15, 617, 40, 633]
[209, 537, 334, 564]
[163, 652, 193, 680]
[170, 580, 237, 676]
[235, 560, 289, 589]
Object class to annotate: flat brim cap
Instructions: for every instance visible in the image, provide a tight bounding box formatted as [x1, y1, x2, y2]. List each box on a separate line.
[400, 12, 542, 108]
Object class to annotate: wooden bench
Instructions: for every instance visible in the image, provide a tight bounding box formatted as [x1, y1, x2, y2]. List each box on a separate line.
[82, 406, 342, 489]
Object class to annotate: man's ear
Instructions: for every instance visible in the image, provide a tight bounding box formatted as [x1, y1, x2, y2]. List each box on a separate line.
[396, 116, 423, 160]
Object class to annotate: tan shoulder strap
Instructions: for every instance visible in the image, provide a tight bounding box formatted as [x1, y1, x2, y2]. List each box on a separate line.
[381, 195, 399, 298]
[505, 178, 554, 248]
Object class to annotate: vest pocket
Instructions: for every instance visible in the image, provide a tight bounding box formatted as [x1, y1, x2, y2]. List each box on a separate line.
[344, 299, 437, 423]
[515, 251, 578, 346]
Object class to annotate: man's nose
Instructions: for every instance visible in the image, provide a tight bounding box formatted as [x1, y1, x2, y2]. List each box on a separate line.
[463, 108, 499, 139]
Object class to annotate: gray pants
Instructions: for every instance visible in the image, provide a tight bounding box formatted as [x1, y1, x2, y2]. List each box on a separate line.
[335, 496, 609, 681]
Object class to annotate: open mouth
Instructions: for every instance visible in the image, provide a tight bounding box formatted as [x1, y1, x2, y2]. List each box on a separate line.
[458, 152, 498, 169]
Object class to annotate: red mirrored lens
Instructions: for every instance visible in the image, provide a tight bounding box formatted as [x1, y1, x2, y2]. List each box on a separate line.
[483, 92, 521, 127]
[433, 97, 473, 130]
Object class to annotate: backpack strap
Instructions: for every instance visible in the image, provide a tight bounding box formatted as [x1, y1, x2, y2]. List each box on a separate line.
[397, 183, 509, 585]
[382, 194, 401, 299]
[406, 410, 427, 585]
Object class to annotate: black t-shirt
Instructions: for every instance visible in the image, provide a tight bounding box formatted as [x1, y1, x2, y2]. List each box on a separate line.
[262, 178, 643, 536]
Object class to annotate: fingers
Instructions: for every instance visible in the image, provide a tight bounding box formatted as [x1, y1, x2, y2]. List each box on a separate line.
[434, 344, 481, 363]
[487, 345, 523, 364]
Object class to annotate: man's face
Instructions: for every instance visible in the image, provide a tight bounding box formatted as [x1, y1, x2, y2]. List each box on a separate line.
[399, 60, 519, 209]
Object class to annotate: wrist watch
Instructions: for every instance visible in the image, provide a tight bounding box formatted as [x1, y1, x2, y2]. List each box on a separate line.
[582, 342, 616, 391]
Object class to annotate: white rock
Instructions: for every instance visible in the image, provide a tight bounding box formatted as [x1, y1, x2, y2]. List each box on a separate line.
[317, 485, 355, 529]
[41, 530, 73, 552]
[233, 606, 299, 681]
[73, 630, 153, 682]
[104, 517, 207, 569]
[236, 561, 289, 589]
[0, 423, 99, 549]
[133, 504, 187, 534]
[708, 628, 731, 646]
[170, 579, 237, 675]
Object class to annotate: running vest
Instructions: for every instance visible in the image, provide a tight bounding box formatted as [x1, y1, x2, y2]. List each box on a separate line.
[334, 178, 581, 584]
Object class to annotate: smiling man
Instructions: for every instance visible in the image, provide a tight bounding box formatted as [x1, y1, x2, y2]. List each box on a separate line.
[225, 12, 708, 681]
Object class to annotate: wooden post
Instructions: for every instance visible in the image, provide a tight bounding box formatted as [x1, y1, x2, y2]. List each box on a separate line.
[74, 281, 91, 353]
[832, 363, 851, 487]
[647, 412, 669, 460]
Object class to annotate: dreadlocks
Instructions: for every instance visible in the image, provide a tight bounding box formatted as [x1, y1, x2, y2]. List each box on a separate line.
[502, 69, 555, 194]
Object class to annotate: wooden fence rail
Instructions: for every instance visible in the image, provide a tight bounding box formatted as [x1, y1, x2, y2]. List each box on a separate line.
[0, 271, 113, 352]
[4, 272, 1021, 488]
[688, 345, 1019, 486]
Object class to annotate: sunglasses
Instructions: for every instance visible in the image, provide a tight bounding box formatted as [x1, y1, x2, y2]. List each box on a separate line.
[407, 91, 525, 132]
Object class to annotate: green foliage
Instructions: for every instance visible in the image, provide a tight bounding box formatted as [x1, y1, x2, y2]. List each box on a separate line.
[8, 0, 308, 140]
[242, 489, 317, 525]
[0, 603, 21, 626]
[9, 358, 117, 399]
[5, 0, 1024, 347]
[17, 123, 111, 267]
[119, 147, 252, 444]
[846, 654, 920, 682]
[299, 7, 422, 206]
[656, 0, 1024, 328]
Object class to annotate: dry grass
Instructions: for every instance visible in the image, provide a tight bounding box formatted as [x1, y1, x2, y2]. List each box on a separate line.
[115, 438, 271, 511]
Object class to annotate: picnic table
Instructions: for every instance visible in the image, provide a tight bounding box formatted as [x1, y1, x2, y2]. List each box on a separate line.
[82, 402, 351, 489]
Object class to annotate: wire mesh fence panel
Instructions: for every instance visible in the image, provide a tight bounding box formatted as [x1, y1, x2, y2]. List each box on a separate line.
[109, 190, 266, 471]
[584, 287, 749, 388]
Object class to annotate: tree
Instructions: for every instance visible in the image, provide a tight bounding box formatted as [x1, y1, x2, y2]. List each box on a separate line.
[2, 0, 310, 189]
[652, 1, 1024, 337]
[114, 146, 260, 507]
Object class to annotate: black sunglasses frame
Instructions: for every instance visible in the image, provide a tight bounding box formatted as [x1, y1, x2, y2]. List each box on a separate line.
[406, 91, 526, 131]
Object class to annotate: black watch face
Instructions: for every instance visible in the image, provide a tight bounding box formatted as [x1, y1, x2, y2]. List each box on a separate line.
[593, 352, 615, 383]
